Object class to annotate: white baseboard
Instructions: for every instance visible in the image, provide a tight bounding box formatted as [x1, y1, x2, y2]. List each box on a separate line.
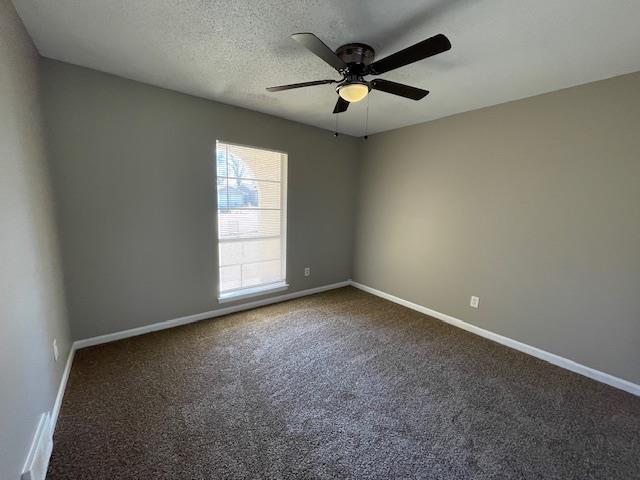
[37, 276, 639, 477]
[73, 280, 351, 350]
[24, 345, 75, 480]
[50, 345, 75, 433]
[350, 281, 640, 397]
[33, 276, 639, 479]
[21, 412, 53, 480]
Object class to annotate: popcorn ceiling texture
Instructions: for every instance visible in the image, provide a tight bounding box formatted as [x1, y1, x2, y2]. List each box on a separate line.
[12, 0, 640, 136]
[48, 288, 640, 479]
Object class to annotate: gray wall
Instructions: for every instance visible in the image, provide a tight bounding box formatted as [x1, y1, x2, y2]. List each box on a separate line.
[41, 59, 359, 340]
[354, 72, 640, 385]
[0, 2, 71, 479]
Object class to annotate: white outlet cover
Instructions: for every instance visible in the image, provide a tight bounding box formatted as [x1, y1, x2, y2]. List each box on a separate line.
[304, 267, 310, 277]
[52, 339, 59, 362]
[470, 296, 480, 309]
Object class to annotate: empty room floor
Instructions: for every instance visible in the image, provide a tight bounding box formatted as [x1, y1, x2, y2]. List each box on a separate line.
[48, 287, 640, 479]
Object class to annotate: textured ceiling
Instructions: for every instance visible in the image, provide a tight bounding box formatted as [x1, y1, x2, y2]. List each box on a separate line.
[13, 0, 640, 136]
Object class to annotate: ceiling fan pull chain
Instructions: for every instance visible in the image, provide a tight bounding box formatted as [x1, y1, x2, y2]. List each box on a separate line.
[364, 95, 370, 140]
[334, 110, 339, 137]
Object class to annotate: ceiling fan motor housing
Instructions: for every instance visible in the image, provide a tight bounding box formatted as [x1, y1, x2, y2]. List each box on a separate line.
[335, 43, 375, 73]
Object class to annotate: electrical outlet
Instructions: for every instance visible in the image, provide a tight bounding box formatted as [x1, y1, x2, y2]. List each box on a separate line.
[304, 267, 311, 277]
[52, 339, 59, 362]
[470, 296, 480, 309]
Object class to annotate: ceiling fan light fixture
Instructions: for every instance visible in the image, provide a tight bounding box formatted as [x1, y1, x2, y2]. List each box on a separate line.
[338, 82, 369, 103]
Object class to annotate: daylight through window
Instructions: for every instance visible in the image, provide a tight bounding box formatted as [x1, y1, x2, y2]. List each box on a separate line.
[216, 141, 287, 300]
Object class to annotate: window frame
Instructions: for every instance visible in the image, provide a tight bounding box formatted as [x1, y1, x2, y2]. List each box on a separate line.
[215, 140, 288, 303]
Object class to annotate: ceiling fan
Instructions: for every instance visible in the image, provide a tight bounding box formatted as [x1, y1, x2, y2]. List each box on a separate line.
[266, 32, 451, 114]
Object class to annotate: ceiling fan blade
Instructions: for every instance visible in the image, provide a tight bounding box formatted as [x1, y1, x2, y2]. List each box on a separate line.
[333, 97, 350, 114]
[266, 79, 337, 92]
[370, 79, 429, 100]
[291, 33, 347, 72]
[367, 34, 451, 75]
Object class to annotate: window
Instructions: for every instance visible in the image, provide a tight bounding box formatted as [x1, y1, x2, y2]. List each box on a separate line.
[216, 141, 287, 302]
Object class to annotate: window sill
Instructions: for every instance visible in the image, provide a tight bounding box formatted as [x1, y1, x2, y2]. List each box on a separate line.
[218, 281, 289, 304]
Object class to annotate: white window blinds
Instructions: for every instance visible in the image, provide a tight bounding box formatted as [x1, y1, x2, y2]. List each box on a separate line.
[216, 141, 287, 300]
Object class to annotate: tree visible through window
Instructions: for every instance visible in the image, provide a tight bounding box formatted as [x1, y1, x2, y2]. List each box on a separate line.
[216, 141, 287, 300]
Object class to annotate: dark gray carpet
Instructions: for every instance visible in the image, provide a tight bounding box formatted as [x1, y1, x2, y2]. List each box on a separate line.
[48, 287, 640, 479]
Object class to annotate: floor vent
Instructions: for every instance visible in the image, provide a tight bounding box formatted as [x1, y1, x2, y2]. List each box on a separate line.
[21, 412, 53, 480]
